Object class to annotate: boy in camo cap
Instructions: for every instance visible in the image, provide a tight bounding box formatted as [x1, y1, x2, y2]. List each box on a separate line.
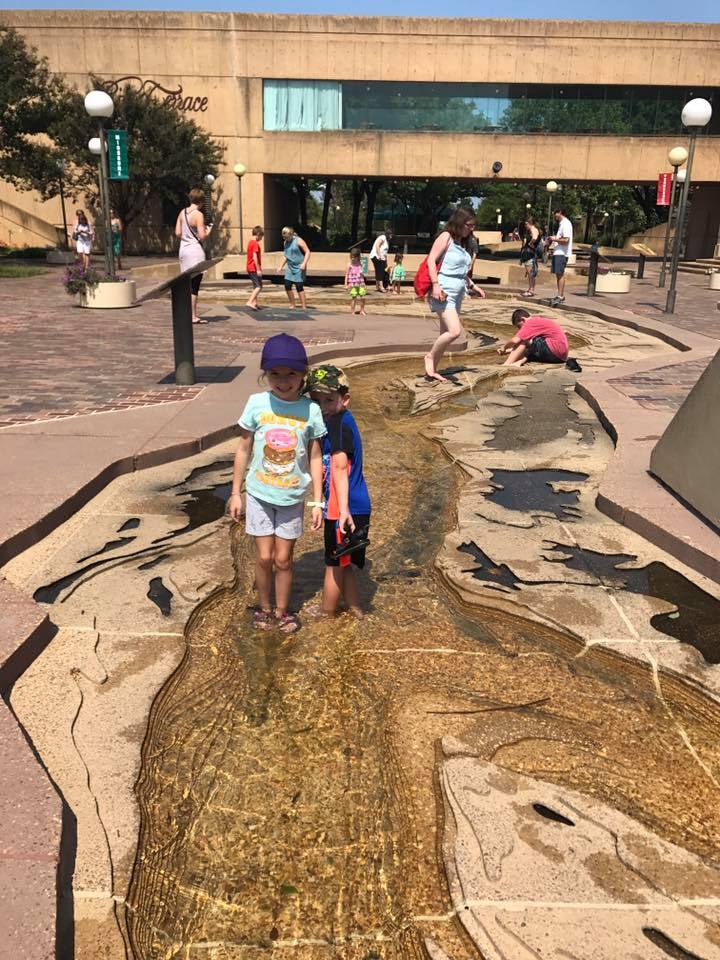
[305, 364, 371, 617]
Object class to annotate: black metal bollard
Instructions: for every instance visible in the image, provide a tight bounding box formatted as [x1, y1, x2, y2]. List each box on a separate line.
[170, 275, 196, 385]
[637, 254, 646, 280]
[587, 250, 599, 297]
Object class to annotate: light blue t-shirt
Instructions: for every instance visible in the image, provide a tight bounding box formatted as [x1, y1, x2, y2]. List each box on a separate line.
[238, 391, 326, 506]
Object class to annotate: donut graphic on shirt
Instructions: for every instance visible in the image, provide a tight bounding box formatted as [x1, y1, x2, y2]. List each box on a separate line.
[262, 427, 298, 476]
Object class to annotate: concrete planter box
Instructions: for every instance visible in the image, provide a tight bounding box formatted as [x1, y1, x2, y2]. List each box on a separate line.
[709, 271, 720, 291]
[596, 271, 632, 294]
[79, 280, 136, 308]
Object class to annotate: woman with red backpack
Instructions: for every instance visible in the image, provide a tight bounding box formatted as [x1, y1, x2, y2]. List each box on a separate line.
[422, 208, 485, 382]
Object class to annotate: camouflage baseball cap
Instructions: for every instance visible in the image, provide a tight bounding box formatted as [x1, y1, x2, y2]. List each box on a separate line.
[306, 364, 350, 395]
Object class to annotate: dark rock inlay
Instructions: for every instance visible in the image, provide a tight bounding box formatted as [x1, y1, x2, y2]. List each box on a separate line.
[532, 802, 575, 826]
[137, 553, 171, 571]
[77, 536, 137, 564]
[118, 518, 141, 532]
[147, 577, 173, 617]
[34, 462, 234, 605]
[485, 469, 587, 520]
[643, 928, 707, 960]
[458, 542, 567, 592]
[544, 545, 720, 664]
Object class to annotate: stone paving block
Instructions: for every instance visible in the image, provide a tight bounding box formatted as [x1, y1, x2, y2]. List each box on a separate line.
[0, 699, 60, 960]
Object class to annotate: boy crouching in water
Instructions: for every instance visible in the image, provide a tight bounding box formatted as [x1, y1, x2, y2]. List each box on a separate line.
[306, 364, 371, 618]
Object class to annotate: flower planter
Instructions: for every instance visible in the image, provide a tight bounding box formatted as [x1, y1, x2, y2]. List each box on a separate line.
[709, 271, 720, 291]
[596, 271, 631, 294]
[79, 280, 136, 308]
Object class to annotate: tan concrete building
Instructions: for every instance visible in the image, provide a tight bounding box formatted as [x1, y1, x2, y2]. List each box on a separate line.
[2, 11, 719, 252]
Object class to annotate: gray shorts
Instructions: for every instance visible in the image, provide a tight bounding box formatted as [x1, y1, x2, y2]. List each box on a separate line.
[245, 492, 304, 540]
[551, 254, 567, 276]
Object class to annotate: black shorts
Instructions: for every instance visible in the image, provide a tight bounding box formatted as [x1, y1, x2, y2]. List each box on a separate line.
[284, 279, 304, 293]
[527, 335, 563, 364]
[190, 272, 203, 294]
[249, 272, 263, 289]
[324, 516, 370, 568]
[371, 257, 387, 284]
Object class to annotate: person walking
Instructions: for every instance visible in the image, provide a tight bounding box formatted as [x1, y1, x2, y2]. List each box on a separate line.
[369, 230, 389, 293]
[72, 210, 93, 270]
[549, 207, 573, 305]
[425, 208, 485, 383]
[246, 225, 264, 311]
[175, 187, 212, 324]
[110, 209, 123, 270]
[279, 227, 311, 309]
[520, 215, 542, 297]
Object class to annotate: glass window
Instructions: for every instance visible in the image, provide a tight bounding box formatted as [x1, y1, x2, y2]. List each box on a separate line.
[263, 80, 342, 132]
[263, 80, 718, 136]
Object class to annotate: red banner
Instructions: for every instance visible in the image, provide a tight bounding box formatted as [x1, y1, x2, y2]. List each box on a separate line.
[657, 172, 672, 206]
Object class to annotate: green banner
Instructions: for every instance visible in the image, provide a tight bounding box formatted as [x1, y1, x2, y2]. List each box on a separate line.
[107, 129, 129, 180]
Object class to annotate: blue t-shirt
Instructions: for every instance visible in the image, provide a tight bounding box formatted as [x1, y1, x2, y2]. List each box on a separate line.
[322, 409, 371, 519]
[238, 391, 326, 506]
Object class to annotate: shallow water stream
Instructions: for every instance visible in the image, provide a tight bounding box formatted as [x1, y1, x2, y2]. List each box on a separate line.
[123, 346, 720, 959]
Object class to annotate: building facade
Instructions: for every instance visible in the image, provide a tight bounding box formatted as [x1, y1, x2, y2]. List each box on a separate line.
[2, 11, 720, 253]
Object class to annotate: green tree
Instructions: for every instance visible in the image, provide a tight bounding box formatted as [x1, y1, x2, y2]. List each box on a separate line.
[0, 28, 224, 232]
[53, 81, 224, 229]
[0, 26, 70, 196]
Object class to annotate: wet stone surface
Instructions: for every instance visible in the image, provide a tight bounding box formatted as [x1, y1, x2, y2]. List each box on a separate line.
[3, 304, 720, 960]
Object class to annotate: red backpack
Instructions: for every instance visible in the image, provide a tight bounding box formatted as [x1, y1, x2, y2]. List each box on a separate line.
[413, 235, 451, 298]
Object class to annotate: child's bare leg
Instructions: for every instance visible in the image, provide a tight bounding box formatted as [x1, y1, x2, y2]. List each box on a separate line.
[341, 566, 363, 618]
[298, 288, 308, 309]
[254, 535, 275, 611]
[273, 536, 296, 616]
[503, 343, 529, 366]
[285, 286, 296, 308]
[322, 565, 344, 615]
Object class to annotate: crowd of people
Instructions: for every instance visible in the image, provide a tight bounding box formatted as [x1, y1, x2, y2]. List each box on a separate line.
[72, 185, 575, 327]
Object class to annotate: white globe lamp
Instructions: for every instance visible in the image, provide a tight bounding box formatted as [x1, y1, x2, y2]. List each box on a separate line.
[84, 90, 114, 119]
[681, 98, 712, 129]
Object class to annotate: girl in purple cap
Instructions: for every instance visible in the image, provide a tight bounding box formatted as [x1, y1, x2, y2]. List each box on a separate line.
[229, 333, 326, 633]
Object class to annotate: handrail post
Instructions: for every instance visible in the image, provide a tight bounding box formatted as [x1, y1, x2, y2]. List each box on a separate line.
[587, 249, 599, 297]
[637, 254, 646, 280]
[170, 275, 195, 385]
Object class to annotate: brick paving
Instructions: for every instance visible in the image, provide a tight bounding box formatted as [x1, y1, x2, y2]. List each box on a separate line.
[1, 273, 353, 427]
[607, 356, 711, 412]
[534, 264, 719, 414]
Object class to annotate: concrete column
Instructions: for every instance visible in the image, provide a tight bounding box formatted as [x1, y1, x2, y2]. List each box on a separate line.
[262, 176, 297, 252]
[685, 184, 720, 260]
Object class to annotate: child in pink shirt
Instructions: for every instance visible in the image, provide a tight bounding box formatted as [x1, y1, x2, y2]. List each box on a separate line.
[498, 309, 569, 366]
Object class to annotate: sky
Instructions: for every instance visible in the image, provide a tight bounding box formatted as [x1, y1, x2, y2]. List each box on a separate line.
[2, 0, 719, 20]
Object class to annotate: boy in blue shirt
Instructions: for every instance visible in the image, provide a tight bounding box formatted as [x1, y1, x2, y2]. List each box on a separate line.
[306, 364, 371, 618]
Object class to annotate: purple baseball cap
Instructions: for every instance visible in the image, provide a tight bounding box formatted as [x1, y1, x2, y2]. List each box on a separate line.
[260, 333, 308, 373]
